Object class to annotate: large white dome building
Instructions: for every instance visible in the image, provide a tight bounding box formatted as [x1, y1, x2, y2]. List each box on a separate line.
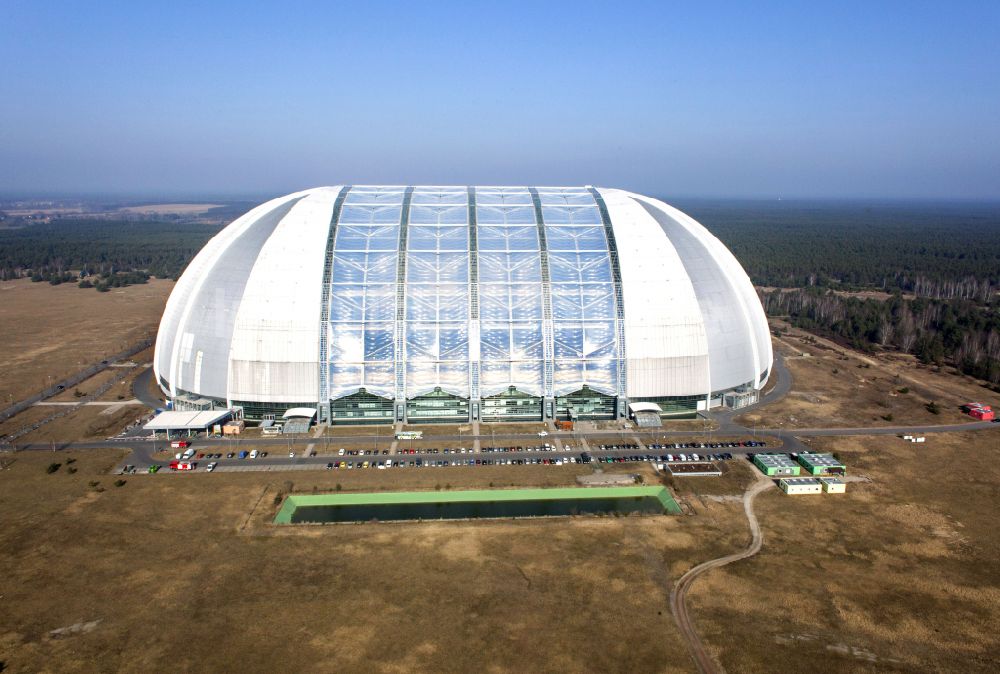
[154, 186, 771, 424]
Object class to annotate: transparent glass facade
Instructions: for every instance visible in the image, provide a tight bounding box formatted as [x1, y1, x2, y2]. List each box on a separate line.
[322, 186, 625, 419]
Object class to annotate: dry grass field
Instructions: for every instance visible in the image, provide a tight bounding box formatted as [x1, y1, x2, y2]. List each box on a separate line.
[2, 280, 999, 671]
[1, 430, 998, 671]
[117, 203, 222, 215]
[687, 430, 1000, 672]
[737, 323, 988, 429]
[0, 450, 752, 674]
[0, 279, 171, 404]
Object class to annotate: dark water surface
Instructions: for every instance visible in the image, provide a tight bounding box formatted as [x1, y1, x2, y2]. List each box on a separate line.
[290, 496, 667, 523]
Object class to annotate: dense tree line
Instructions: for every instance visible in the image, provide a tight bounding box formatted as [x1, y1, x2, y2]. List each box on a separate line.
[0, 218, 223, 282]
[686, 200, 1000, 298]
[764, 288, 1000, 386]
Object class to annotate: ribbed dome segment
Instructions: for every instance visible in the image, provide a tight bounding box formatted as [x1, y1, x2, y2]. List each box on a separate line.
[154, 186, 771, 417]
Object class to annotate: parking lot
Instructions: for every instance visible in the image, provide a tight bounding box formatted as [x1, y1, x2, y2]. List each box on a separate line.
[126, 439, 770, 475]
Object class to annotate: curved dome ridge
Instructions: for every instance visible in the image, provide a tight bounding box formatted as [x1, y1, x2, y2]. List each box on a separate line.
[155, 186, 772, 423]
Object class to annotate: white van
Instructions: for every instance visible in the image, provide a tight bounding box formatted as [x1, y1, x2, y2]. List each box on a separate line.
[249, 449, 258, 459]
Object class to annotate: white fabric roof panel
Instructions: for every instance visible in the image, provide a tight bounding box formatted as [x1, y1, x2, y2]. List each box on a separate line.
[143, 409, 233, 431]
[154, 186, 771, 407]
[227, 188, 339, 403]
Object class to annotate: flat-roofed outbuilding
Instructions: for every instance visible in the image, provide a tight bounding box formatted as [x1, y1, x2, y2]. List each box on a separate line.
[798, 452, 846, 475]
[753, 453, 801, 476]
[779, 477, 822, 495]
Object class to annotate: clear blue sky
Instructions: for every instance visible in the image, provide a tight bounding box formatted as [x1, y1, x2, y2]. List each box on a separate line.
[1, 1, 998, 199]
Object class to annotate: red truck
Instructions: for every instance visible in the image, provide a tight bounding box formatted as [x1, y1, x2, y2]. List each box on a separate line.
[169, 460, 196, 471]
[170, 440, 190, 449]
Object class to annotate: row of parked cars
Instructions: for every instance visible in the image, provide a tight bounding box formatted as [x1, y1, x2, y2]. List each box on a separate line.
[481, 444, 575, 453]
[338, 448, 390, 456]
[326, 455, 595, 470]
[598, 452, 734, 463]
[647, 440, 767, 450]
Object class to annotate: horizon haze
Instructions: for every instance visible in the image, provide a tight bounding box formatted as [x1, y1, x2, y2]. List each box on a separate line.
[1, 1, 998, 199]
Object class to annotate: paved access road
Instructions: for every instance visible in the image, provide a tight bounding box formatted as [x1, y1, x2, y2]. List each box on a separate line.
[131, 366, 164, 410]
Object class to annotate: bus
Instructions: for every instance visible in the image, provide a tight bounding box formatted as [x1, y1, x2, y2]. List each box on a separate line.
[395, 431, 423, 440]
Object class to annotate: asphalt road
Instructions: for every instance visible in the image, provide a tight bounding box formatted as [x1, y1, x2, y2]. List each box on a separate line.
[131, 366, 164, 409]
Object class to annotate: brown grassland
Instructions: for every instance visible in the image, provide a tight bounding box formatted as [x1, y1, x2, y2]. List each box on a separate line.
[1, 288, 999, 672]
[689, 431, 1000, 672]
[738, 322, 982, 429]
[0, 453, 750, 673]
[0, 278, 171, 404]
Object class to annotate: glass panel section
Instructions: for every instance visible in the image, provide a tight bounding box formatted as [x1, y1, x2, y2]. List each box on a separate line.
[406, 251, 469, 284]
[330, 284, 395, 322]
[541, 205, 602, 225]
[476, 205, 536, 225]
[477, 252, 542, 283]
[333, 225, 399, 251]
[409, 205, 468, 225]
[477, 225, 539, 251]
[405, 323, 469, 361]
[537, 191, 595, 206]
[544, 225, 607, 252]
[406, 284, 468, 322]
[550, 285, 615, 321]
[407, 225, 468, 251]
[343, 188, 405, 205]
[480, 361, 544, 397]
[410, 189, 467, 205]
[479, 284, 543, 321]
[475, 189, 532, 206]
[548, 252, 612, 284]
[331, 251, 398, 284]
[338, 205, 403, 224]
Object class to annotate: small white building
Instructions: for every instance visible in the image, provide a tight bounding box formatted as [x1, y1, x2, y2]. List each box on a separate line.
[819, 477, 846, 493]
[778, 477, 822, 495]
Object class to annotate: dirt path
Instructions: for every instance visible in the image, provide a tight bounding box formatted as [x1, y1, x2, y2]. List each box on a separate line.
[670, 477, 773, 674]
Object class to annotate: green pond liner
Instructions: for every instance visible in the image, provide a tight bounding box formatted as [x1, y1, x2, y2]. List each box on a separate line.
[274, 486, 681, 523]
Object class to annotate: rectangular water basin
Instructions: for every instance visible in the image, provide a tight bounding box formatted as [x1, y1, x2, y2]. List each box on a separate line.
[274, 486, 680, 524]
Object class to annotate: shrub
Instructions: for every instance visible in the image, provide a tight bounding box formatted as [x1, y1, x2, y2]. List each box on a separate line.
[335, 483, 342, 492]
[926, 401, 941, 415]
[46, 463, 62, 474]
[65, 457, 76, 464]
[881, 413, 894, 422]
[273, 494, 283, 506]
[114, 479, 126, 487]
[898, 387, 910, 394]
[67, 466, 77, 474]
